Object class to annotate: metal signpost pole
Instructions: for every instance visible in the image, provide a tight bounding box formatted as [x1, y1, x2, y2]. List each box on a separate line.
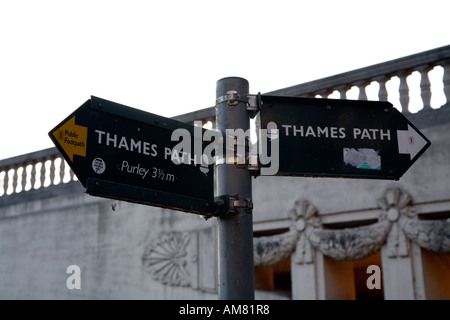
[215, 77, 255, 300]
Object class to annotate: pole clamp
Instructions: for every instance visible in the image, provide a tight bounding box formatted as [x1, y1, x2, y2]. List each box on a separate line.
[215, 195, 253, 216]
[216, 91, 261, 117]
[216, 90, 248, 106]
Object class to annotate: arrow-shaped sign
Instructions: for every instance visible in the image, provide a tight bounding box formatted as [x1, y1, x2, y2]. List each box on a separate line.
[51, 116, 87, 162]
[49, 96, 217, 216]
[259, 94, 431, 180]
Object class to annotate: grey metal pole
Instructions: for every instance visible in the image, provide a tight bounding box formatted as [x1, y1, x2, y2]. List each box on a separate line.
[215, 77, 255, 300]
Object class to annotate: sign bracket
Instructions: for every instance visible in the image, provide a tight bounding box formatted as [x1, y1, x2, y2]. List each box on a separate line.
[214, 194, 253, 216]
[246, 92, 261, 118]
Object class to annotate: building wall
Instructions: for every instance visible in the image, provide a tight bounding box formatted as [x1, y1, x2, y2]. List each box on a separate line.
[0, 189, 220, 299]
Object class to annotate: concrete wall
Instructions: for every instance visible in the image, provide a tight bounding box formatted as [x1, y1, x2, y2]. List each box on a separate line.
[0, 186, 219, 299]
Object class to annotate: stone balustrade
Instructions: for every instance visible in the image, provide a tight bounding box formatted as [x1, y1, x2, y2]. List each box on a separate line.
[268, 45, 450, 113]
[0, 148, 74, 199]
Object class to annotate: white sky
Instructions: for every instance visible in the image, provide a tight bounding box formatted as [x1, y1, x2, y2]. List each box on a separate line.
[1, 0, 448, 160]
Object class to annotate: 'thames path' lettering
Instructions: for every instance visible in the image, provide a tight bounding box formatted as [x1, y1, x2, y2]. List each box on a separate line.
[93, 129, 205, 167]
[280, 125, 391, 141]
[95, 129, 158, 157]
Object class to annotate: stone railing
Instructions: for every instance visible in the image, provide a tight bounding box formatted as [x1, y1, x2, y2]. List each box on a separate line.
[1, 45, 449, 203]
[268, 45, 450, 113]
[0, 147, 78, 204]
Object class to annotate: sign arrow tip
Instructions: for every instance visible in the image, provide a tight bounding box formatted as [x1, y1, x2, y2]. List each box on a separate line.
[397, 124, 429, 160]
[51, 116, 87, 162]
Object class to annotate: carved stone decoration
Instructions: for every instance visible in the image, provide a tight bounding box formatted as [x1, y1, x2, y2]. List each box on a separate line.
[253, 229, 299, 267]
[142, 231, 191, 287]
[378, 188, 450, 254]
[386, 223, 409, 257]
[296, 192, 396, 261]
[253, 200, 319, 266]
[307, 219, 391, 261]
[295, 233, 312, 264]
[377, 188, 413, 219]
[377, 188, 412, 257]
[402, 218, 450, 253]
[290, 200, 320, 264]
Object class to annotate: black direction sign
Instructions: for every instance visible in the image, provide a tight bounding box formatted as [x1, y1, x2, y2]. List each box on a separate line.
[259, 94, 431, 180]
[49, 96, 216, 216]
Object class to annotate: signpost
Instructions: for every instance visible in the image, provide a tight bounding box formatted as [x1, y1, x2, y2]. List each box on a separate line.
[49, 79, 432, 301]
[215, 77, 254, 300]
[49, 96, 217, 216]
[259, 94, 431, 180]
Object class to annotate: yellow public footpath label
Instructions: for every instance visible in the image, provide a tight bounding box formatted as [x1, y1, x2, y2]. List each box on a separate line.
[52, 116, 87, 162]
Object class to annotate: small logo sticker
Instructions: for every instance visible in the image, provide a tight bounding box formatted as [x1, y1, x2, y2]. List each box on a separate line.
[92, 157, 106, 174]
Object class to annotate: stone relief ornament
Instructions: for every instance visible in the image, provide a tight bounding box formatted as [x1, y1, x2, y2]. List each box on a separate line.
[378, 187, 450, 255]
[143, 188, 449, 289]
[254, 187, 449, 266]
[307, 219, 391, 261]
[402, 218, 450, 253]
[142, 231, 191, 287]
[377, 188, 413, 257]
[297, 195, 393, 262]
[253, 196, 393, 265]
[142, 228, 218, 291]
[377, 188, 450, 254]
[290, 200, 320, 264]
[253, 200, 320, 266]
[253, 229, 299, 267]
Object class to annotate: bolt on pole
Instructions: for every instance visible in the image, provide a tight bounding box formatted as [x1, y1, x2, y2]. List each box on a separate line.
[215, 77, 255, 300]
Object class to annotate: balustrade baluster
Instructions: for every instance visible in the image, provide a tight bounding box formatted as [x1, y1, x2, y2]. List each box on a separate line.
[2, 169, 9, 195]
[337, 85, 348, 99]
[59, 157, 65, 184]
[376, 76, 389, 101]
[356, 81, 368, 100]
[30, 162, 36, 190]
[49, 158, 56, 186]
[40, 159, 46, 188]
[418, 65, 432, 110]
[12, 167, 18, 194]
[21, 164, 27, 191]
[443, 61, 450, 107]
[399, 72, 411, 113]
